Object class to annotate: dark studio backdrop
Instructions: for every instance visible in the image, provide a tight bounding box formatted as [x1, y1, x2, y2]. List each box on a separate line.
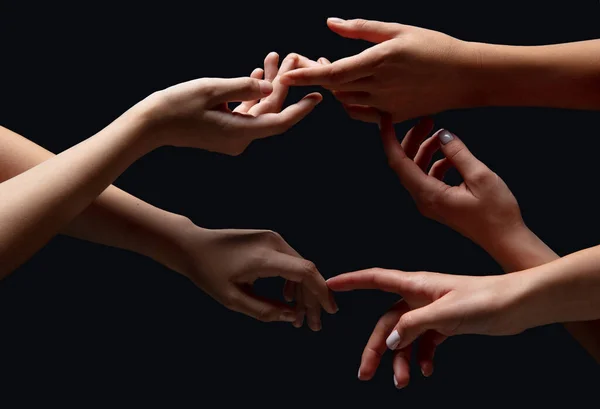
[1, 1, 600, 406]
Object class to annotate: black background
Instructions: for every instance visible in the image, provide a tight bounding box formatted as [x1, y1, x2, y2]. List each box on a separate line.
[2, 1, 600, 406]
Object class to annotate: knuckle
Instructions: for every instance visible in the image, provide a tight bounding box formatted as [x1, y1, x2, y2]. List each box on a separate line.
[222, 290, 241, 310]
[399, 313, 416, 331]
[351, 18, 369, 30]
[414, 185, 449, 219]
[470, 169, 495, 188]
[244, 77, 259, 92]
[260, 230, 283, 244]
[299, 260, 319, 278]
[256, 306, 275, 322]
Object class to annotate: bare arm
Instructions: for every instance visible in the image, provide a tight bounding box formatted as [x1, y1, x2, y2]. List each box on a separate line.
[470, 39, 600, 110]
[483, 225, 600, 362]
[0, 125, 187, 269]
[280, 19, 600, 123]
[0, 70, 337, 323]
[378, 116, 600, 363]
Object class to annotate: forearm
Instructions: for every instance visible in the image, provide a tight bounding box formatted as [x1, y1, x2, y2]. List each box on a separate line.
[478, 224, 558, 273]
[0, 102, 158, 277]
[514, 245, 600, 327]
[0, 125, 187, 268]
[479, 224, 600, 361]
[465, 39, 600, 110]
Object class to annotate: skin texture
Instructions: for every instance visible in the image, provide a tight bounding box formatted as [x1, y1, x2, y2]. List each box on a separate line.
[329, 115, 600, 389]
[0, 53, 338, 326]
[281, 18, 600, 123]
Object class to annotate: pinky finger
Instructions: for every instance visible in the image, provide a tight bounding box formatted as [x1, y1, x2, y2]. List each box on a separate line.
[234, 68, 265, 113]
[429, 158, 453, 181]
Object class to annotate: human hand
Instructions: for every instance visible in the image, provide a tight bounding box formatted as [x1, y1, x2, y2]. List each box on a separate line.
[379, 114, 525, 257]
[280, 18, 480, 123]
[164, 223, 338, 324]
[327, 268, 527, 388]
[141, 53, 322, 155]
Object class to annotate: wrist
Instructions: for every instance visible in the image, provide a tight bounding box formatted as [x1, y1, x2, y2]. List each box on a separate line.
[477, 223, 558, 272]
[123, 91, 171, 152]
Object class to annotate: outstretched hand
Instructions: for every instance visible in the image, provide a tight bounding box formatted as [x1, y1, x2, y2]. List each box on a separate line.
[327, 268, 526, 389]
[280, 18, 479, 124]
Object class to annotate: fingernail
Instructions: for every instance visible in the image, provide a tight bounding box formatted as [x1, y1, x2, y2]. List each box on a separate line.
[393, 375, 403, 389]
[438, 129, 454, 145]
[280, 311, 296, 322]
[358, 368, 362, 380]
[328, 17, 346, 24]
[386, 330, 401, 350]
[259, 80, 273, 95]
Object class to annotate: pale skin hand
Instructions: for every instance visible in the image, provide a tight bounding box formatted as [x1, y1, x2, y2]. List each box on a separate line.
[328, 250, 600, 389]
[380, 114, 600, 364]
[336, 114, 600, 389]
[328, 269, 527, 388]
[0, 62, 341, 323]
[281, 18, 600, 123]
[232, 52, 338, 329]
[0, 54, 337, 324]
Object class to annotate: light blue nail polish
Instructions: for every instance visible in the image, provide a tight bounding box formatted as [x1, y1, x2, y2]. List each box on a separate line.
[438, 130, 454, 145]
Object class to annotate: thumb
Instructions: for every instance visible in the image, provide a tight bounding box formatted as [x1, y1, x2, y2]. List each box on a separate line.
[386, 304, 444, 351]
[207, 77, 273, 105]
[327, 17, 403, 43]
[435, 129, 495, 187]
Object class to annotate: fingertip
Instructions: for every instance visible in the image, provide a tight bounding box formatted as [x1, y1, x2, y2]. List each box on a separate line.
[394, 375, 408, 390]
[421, 361, 434, 377]
[302, 92, 323, 103]
[437, 129, 455, 146]
[250, 68, 264, 79]
[258, 80, 273, 95]
[265, 51, 279, 62]
[327, 17, 346, 25]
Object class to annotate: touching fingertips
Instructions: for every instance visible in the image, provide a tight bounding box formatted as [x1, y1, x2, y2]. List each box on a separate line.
[259, 81, 273, 95]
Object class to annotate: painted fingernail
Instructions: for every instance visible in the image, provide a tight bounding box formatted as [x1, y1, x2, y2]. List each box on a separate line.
[386, 330, 401, 350]
[438, 129, 454, 145]
[259, 81, 273, 95]
[328, 17, 346, 24]
[280, 311, 296, 322]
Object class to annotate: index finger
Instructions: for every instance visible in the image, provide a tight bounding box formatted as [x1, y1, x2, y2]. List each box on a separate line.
[380, 114, 445, 196]
[327, 268, 417, 294]
[280, 48, 378, 86]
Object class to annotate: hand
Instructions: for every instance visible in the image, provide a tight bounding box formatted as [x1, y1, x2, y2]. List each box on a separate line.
[166, 223, 338, 324]
[280, 18, 479, 123]
[231, 52, 331, 330]
[327, 268, 526, 388]
[379, 114, 524, 253]
[142, 53, 323, 155]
